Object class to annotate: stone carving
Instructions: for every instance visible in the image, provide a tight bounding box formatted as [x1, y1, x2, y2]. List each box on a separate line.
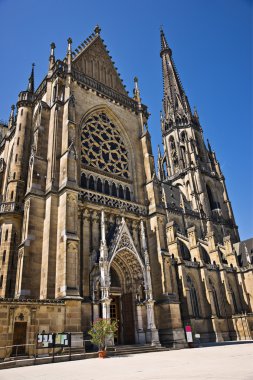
[117, 232, 135, 253]
[0, 158, 5, 173]
[79, 190, 147, 215]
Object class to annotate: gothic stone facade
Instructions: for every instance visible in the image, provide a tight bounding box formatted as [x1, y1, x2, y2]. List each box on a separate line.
[0, 26, 252, 356]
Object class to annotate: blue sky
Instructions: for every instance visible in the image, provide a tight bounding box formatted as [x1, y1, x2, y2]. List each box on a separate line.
[0, 0, 252, 239]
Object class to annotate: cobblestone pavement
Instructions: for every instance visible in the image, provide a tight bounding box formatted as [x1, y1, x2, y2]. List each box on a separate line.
[1, 343, 253, 380]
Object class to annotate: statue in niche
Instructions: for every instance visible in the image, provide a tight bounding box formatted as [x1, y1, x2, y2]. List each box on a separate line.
[0, 158, 5, 173]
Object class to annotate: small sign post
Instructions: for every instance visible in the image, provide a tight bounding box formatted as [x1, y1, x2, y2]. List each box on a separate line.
[195, 333, 201, 347]
[185, 325, 193, 347]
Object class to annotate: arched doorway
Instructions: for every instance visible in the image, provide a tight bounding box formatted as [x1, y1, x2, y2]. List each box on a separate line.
[109, 248, 145, 345]
[91, 214, 160, 346]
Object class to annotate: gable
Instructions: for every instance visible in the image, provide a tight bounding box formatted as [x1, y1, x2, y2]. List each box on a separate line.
[72, 37, 128, 96]
[108, 218, 144, 268]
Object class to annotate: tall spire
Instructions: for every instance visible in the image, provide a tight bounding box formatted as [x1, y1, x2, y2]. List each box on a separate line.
[160, 28, 191, 126]
[27, 63, 35, 93]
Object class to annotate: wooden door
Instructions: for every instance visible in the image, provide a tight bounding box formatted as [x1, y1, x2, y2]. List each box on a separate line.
[12, 322, 27, 355]
[110, 296, 121, 344]
[122, 293, 135, 344]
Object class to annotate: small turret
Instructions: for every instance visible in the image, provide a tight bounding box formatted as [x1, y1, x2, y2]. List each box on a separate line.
[8, 105, 15, 129]
[49, 42, 56, 71]
[133, 76, 141, 103]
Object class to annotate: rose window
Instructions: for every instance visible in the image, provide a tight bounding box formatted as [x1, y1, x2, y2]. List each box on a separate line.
[81, 112, 129, 178]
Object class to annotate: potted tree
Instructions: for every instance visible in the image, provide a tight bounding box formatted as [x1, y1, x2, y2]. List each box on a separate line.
[88, 318, 118, 358]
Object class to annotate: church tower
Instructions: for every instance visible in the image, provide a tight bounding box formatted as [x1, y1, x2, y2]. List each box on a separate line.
[159, 28, 239, 244]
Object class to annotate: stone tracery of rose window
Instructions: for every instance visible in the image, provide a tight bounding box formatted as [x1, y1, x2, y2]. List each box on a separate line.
[81, 112, 129, 179]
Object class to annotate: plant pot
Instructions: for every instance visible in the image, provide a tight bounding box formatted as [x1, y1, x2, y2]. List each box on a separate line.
[98, 350, 107, 358]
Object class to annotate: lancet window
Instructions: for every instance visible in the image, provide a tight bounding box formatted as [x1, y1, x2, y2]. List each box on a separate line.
[80, 172, 132, 201]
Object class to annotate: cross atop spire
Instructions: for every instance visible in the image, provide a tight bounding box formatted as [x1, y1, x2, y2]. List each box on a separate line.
[160, 29, 192, 129]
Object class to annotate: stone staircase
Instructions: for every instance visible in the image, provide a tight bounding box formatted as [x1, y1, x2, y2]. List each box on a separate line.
[107, 344, 170, 356]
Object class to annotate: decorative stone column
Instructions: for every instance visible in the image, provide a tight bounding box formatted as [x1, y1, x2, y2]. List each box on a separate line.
[99, 210, 111, 319]
[92, 302, 100, 322]
[140, 219, 161, 346]
[136, 302, 146, 344]
[82, 208, 91, 296]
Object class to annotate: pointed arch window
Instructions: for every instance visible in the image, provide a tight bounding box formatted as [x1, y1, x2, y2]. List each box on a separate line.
[206, 184, 216, 210]
[125, 187, 131, 201]
[97, 178, 103, 193]
[209, 279, 221, 317]
[180, 131, 187, 143]
[111, 182, 117, 197]
[81, 173, 87, 188]
[119, 185, 124, 199]
[179, 240, 191, 261]
[187, 276, 200, 318]
[89, 175, 95, 190]
[200, 246, 211, 264]
[104, 180, 110, 195]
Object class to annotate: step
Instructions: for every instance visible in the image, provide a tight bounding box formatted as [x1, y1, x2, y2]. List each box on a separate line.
[108, 345, 170, 356]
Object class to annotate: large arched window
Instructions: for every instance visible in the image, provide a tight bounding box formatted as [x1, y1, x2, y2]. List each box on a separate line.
[81, 111, 129, 179]
[187, 276, 200, 318]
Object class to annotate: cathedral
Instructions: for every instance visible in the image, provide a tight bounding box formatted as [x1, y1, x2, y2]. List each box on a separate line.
[0, 25, 252, 355]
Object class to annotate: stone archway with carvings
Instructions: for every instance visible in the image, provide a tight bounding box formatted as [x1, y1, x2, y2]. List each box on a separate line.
[91, 212, 160, 346]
